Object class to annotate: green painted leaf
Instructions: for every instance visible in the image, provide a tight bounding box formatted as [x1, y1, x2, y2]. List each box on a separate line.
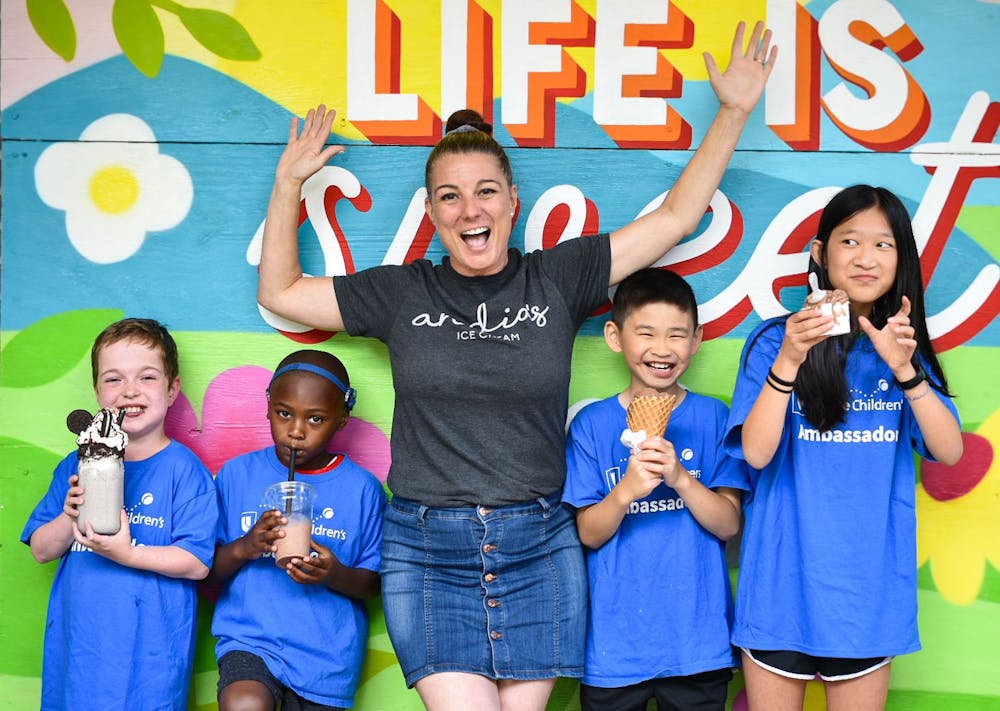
[176, 7, 261, 61]
[0, 437, 63, 676]
[112, 0, 165, 77]
[1, 309, 123, 388]
[26, 0, 77, 60]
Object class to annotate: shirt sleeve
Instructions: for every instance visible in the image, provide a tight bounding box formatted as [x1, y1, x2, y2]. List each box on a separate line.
[169, 460, 219, 568]
[702, 401, 750, 492]
[353, 479, 387, 573]
[723, 319, 785, 460]
[333, 262, 417, 339]
[536, 234, 612, 324]
[21, 452, 76, 545]
[213, 462, 233, 546]
[563, 408, 611, 509]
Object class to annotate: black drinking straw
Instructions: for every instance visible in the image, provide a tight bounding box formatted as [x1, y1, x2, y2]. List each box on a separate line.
[285, 449, 297, 514]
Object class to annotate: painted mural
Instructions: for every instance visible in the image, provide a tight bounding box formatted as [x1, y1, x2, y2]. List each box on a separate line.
[1, 0, 997, 708]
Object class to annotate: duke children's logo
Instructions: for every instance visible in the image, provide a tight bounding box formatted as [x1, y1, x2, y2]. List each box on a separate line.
[603, 465, 624, 491]
[241, 511, 258, 533]
[126, 492, 165, 529]
[794, 375, 902, 443]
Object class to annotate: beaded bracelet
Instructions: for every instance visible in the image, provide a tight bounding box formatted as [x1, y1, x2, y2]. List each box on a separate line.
[904, 383, 931, 402]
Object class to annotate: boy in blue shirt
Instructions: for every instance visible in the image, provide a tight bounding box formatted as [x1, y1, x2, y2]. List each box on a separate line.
[208, 349, 386, 710]
[22, 317, 219, 710]
[563, 269, 748, 711]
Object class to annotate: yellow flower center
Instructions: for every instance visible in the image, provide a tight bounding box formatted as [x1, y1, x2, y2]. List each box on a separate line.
[89, 165, 140, 214]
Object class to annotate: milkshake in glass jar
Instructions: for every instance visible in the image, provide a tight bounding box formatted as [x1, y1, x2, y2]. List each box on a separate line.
[75, 409, 128, 535]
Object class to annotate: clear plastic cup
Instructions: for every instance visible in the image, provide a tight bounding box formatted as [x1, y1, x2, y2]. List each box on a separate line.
[263, 481, 316, 567]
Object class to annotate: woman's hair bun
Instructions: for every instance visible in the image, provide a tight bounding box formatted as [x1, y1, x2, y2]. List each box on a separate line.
[445, 109, 493, 136]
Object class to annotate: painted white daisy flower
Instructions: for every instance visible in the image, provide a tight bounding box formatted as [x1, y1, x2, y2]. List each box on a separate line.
[34, 114, 193, 264]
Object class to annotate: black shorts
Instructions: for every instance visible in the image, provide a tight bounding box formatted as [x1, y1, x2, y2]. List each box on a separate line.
[217, 650, 346, 711]
[743, 648, 892, 682]
[579, 668, 733, 711]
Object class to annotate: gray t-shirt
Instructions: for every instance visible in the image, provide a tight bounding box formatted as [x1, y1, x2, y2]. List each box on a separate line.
[334, 234, 612, 506]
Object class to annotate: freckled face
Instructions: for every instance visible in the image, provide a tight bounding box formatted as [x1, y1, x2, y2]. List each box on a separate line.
[812, 206, 898, 318]
[425, 152, 518, 277]
[267, 372, 348, 471]
[94, 339, 179, 454]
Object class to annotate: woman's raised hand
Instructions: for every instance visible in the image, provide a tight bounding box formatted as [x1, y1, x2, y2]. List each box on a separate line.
[276, 104, 346, 186]
[704, 20, 777, 116]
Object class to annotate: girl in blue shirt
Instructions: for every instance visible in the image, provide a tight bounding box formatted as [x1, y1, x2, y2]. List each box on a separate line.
[724, 185, 963, 711]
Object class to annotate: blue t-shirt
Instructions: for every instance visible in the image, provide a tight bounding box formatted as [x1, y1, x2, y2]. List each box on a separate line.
[563, 391, 748, 687]
[21, 440, 218, 711]
[723, 319, 960, 657]
[212, 447, 386, 708]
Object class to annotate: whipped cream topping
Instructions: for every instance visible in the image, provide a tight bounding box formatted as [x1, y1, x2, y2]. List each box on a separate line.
[76, 408, 128, 455]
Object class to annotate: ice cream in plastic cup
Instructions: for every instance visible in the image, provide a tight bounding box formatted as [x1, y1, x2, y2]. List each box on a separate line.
[815, 298, 851, 335]
[806, 273, 851, 336]
[263, 481, 316, 567]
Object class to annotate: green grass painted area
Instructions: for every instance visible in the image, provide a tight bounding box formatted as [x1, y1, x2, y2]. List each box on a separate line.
[956, 206, 1000, 263]
[886, 689, 1000, 710]
[892, 590, 1000, 696]
[0, 675, 42, 709]
[938, 347, 999, 428]
[3, 329, 998, 708]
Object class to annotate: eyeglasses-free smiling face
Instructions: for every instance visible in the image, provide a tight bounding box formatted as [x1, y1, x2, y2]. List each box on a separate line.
[425, 151, 518, 278]
[811, 205, 899, 318]
[94, 338, 179, 459]
[605, 302, 702, 399]
[267, 371, 349, 471]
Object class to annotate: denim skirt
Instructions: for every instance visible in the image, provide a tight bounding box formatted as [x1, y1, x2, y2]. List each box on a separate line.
[381, 492, 587, 687]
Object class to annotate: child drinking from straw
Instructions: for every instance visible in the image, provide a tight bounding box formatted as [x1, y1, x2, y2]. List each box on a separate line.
[208, 349, 386, 710]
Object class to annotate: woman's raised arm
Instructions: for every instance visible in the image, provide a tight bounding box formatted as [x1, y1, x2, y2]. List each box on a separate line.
[608, 21, 776, 285]
[257, 105, 348, 331]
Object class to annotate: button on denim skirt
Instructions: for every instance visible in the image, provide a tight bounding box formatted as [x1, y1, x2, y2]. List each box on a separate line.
[381, 492, 587, 687]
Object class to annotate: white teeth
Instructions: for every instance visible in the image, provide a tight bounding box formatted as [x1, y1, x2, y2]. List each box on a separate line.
[649, 363, 673, 371]
[462, 227, 488, 236]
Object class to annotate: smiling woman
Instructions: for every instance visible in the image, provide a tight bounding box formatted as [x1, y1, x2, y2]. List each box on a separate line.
[255, 20, 775, 711]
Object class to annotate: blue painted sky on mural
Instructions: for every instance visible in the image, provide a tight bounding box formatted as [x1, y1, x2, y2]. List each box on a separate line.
[1, 53, 996, 346]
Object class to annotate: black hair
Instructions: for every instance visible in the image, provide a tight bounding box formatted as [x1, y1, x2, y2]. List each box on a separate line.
[752, 185, 950, 431]
[269, 349, 354, 411]
[424, 109, 513, 190]
[611, 268, 699, 329]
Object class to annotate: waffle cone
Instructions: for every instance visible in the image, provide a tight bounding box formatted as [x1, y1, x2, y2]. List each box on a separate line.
[626, 391, 676, 438]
